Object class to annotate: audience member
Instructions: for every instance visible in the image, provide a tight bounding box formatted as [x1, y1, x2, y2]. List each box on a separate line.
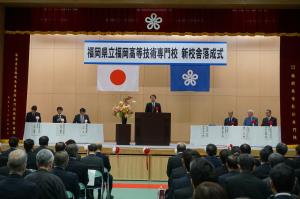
[254, 148, 272, 179]
[269, 163, 297, 199]
[216, 149, 231, 177]
[240, 144, 251, 154]
[25, 149, 66, 199]
[0, 149, 38, 199]
[33, 136, 54, 154]
[276, 143, 294, 168]
[218, 154, 239, 187]
[225, 154, 271, 199]
[24, 139, 36, 170]
[231, 146, 240, 155]
[294, 144, 300, 169]
[190, 158, 216, 188]
[0, 136, 19, 157]
[205, 144, 222, 168]
[65, 144, 89, 186]
[269, 153, 285, 168]
[194, 182, 228, 199]
[55, 142, 66, 152]
[52, 151, 80, 199]
[167, 143, 186, 178]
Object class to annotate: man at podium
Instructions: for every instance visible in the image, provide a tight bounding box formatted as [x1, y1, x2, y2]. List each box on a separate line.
[261, 109, 277, 126]
[52, 106, 67, 123]
[25, 105, 41, 122]
[145, 94, 161, 113]
[224, 111, 238, 126]
[73, 108, 91, 123]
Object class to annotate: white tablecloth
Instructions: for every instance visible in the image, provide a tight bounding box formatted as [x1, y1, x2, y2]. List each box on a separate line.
[190, 126, 281, 147]
[23, 122, 104, 144]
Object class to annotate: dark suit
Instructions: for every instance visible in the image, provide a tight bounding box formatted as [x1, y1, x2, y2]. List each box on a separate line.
[262, 116, 277, 126]
[293, 157, 300, 169]
[218, 170, 239, 187]
[73, 114, 91, 123]
[33, 146, 55, 155]
[216, 165, 228, 177]
[224, 117, 238, 126]
[0, 166, 33, 177]
[205, 155, 222, 168]
[25, 169, 66, 199]
[95, 152, 113, 193]
[66, 157, 89, 185]
[25, 112, 41, 122]
[52, 114, 67, 123]
[171, 172, 193, 199]
[52, 167, 80, 199]
[0, 155, 8, 167]
[225, 172, 272, 199]
[253, 163, 271, 179]
[81, 154, 104, 173]
[167, 153, 183, 178]
[26, 151, 37, 170]
[145, 102, 161, 113]
[0, 174, 38, 199]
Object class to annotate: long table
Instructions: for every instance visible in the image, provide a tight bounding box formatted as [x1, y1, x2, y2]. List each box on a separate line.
[190, 126, 281, 147]
[24, 122, 104, 144]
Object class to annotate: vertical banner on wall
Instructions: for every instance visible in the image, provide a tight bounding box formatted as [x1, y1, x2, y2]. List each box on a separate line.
[280, 37, 300, 144]
[0, 34, 30, 140]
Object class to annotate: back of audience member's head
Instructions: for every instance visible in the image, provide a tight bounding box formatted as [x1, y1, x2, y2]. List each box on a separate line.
[276, 143, 288, 156]
[88, 144, 97, 152]
[264, 145, 274, 154]
[191, 150, 201, 159]
[36, 149, 54, 169]
[268, 152, 285, 168]
[24, 139, 34, 153]
[193, 182, 228, 199]
[39, 136, 49, 146]
[54, 151, 69, 168]
[231, 146, 240, 155]
[177, 143, 186, 153]
[9, 136, 19, 148]
[240, 144, 251, 154]
[96, 143, 103, 151]
[296, 144, 300, 156]
[190, 158, 216, 187]
[206, 144, 217, 156]
[238, 154, 255, 172]
[55, 142, 66, 152]
[270, 163, 295, 193]
[65, 144, 79, 158]
[65, 139, 76, 146]
[260, 148, 272, 163]
[219, 149, 231, 165]
[226, 154, 239, 170]
[7, 149, 27, 175]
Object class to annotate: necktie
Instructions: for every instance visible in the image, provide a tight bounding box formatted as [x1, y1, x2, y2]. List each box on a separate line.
[152, 103, 155, 112]
[81, 115, 84, 123]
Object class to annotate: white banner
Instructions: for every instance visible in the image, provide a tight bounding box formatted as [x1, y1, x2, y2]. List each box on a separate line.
[84, 40, 227, 65]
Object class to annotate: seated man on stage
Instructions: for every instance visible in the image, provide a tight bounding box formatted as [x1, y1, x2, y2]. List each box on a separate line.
[261, 109, 277, 126]
[25, 105, 41, 122]
[243, 109, 258, 126]
[73, 108, 91, 123]
[52, 106, 67, 123]
[224, 111, 238, 126]
[145, 94, 161, 113]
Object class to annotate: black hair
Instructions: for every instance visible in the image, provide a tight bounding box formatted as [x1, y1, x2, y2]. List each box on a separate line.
[24, 139, 34, 153]
[226, 154, 239, 170]
[31, 105, 37, 111]
[194, 182, 228, 199]
[231, 146, 240, 155]
[9, 136, 19, 148]
[206, 144, 217, 156]
[276, 143, 288, 156]
[65, 144, 79, 158]
[238, 154, 255, 171]
[150, 94, 156, 99]
[57, 106, 63, 111]
[260, 148, 272, 163]
[190, 158, 216, 187]
[80, 108, 86, 113]
[65, 139, 76, 145]
[182, 149, 193, 172]
[270, 163, 295, 193]
[177, 143, 186, 153]
[39, 136, 49, 146]
[88, 144, 97, 152]
[55, 142, 66, 152]
[219, 149, 231, 164]
[240, 143, 251, 154]
[269, 153, 285, 168]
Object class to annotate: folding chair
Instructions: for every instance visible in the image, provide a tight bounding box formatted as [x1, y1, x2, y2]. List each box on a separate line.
[86, 169, 104, 199]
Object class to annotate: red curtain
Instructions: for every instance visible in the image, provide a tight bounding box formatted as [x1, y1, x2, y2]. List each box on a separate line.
[280, 37, 300, 144]
[4, 8, 300, 34]
[1, 34, 30, 139]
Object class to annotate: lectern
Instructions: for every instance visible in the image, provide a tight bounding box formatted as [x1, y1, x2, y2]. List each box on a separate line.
[135, 112, 171, 145]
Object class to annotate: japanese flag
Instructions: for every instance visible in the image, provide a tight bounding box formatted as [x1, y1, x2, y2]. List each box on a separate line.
[97, 65, 139, 92]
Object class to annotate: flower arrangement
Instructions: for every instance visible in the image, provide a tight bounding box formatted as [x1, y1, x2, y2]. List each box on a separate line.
[112, 96, 135, 124]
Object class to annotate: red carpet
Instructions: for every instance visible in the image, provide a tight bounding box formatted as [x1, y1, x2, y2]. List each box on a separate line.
[113, 183, 168, 189]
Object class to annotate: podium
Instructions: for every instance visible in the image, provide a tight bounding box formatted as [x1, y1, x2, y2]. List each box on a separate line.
[116, 124, 131, 145]
[135, 112, 171, 146]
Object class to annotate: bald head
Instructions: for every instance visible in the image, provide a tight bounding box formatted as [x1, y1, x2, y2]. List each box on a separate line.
[7, 149, 27, 175]
[177, 143, 186, 153]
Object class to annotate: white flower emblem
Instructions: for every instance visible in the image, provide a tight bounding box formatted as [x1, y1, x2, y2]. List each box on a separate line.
[182, 70, 198, 86]
[145, 13, 163, 30]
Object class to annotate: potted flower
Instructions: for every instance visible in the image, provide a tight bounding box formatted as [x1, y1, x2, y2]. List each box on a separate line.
[112, 96, 135, 124]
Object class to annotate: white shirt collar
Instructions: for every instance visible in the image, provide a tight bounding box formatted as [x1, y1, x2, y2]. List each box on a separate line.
[275, 193, 292, 197]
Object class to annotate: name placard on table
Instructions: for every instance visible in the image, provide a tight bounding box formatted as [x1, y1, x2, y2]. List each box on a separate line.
[24, 123, 104, 144]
